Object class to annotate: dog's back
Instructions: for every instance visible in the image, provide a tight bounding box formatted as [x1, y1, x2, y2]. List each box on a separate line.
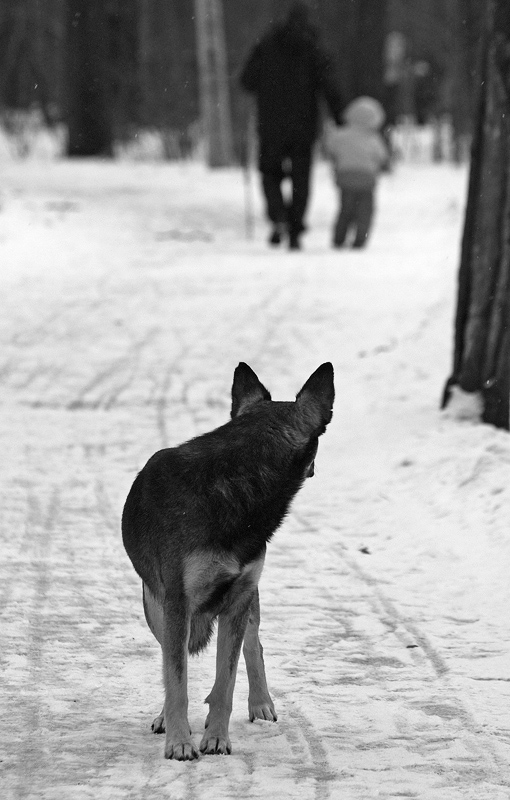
[123, 365, 333, 608]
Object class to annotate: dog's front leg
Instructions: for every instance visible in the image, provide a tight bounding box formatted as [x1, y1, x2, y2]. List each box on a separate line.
[162, 598, 198, 760]
[200, 600, 251, 755]
[243, 589, 277, 723]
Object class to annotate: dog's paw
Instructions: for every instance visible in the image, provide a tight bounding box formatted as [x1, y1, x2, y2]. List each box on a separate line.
[199, 733, 232, 755]
[249, 699, 277, 723]
[164, 739, 199, 761]
[151, 713, 165, 734]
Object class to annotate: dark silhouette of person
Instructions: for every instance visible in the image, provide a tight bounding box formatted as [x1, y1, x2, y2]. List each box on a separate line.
[240, 1, 342, 250]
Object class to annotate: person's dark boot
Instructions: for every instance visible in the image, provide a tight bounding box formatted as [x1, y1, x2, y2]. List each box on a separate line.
[288, 232, 301, 250]
[268, 223, 286, 246]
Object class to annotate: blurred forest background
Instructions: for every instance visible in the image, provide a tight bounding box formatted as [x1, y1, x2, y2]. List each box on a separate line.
[0, 0, 482, 162]
[1, 0, 508, 428]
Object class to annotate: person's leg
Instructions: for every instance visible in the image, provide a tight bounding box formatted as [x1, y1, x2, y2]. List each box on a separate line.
[352, 190, 375, 248]
[333, 189, 356, 247]
[261, 171, 286, 225]
[287, 144, 313, 249]
[259, 140, 287, 244]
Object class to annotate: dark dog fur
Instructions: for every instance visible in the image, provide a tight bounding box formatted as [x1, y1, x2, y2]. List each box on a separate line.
[122, 362, 334, 760]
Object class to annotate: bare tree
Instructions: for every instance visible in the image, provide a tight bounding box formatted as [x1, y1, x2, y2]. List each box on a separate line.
[194, 0, 233, 167]
[137, 0, 197, 137]
[319, 0, 387, 104]
[443, 0, 510, 428]
[66, 0, 113, 156]
[0, 0, 64, 123]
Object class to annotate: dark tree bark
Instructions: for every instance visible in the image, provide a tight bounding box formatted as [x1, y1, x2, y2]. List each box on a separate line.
[194, 0, 233, 167]
[352, 0, 388, 102]
[443, 0, 510, 428]
[0, 0, 65, 121]
[66, 0, 113, 156]
[319, 0, 388, 105]
[137, 0, 197, 133]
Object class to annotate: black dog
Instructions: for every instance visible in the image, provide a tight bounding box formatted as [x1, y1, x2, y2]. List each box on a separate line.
[122, 362, 334, 760]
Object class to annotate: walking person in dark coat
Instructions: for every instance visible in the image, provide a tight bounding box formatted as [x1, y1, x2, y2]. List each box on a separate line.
[240, 1, 342, 250]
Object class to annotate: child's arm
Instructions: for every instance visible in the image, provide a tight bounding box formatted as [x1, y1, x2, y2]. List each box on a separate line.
[322, 123, 343, 185]
[376, 135, 390, 171]
[322, 119, 338, 157]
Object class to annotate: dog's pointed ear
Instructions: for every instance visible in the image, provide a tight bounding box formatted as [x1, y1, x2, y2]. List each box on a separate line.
[296, 363, 335, 431]
[231, 362, 271, 418]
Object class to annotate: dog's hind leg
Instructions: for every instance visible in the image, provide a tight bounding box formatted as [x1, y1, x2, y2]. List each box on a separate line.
[243, 589, 277, 722]
[161, 595, 199, 760]
[200, 594, 252, 755]
[142, 583, 166, 734]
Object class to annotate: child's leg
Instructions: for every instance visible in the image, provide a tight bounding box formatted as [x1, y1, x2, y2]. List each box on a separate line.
[353, 190, 375, 247]
[333, 189, 356, 246]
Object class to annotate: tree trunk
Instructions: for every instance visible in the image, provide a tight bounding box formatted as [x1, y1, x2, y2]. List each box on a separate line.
[443, 0, 510, 429]
[352, 0, 388, 102]
[319, 0, 387, 104]
[66, 0, 113, 157]
[194, 0, 233, 167]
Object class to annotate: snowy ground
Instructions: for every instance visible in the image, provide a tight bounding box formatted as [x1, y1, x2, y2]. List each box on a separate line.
[1, 154, 510, 800]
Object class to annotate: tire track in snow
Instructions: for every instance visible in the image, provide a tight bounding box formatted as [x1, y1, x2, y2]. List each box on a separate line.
[10, 309, 63, 349]
[0, 481, 60, 642]
[10, 485, 61, 799]
[150, 277, 303, 448]
[67, 327, 159, 411]
[242, 279, 304, 375]
[338, 547, 449, 677]
[276, 698, 338, 800]
[291, 511, 449, 678]
[291, 510, 510, 787]
[63, 276, 298, 446]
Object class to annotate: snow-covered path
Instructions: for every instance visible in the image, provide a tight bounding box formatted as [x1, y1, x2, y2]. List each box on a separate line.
[1, 158, 510, 799]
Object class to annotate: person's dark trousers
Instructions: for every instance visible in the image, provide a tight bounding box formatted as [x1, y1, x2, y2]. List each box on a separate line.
[260, 140, 313, 242]
[262, 167, 287, 227]
[286, 144, 312, 238]
[334, 188, 374, 247]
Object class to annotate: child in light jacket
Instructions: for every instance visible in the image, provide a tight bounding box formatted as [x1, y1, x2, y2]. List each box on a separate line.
[324, 96, 388, 248]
